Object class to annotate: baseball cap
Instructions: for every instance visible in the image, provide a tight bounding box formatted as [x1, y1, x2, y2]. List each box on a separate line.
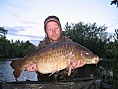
[44, 15, 62, 30]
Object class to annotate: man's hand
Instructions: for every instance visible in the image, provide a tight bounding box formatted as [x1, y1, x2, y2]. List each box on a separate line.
[67, 59, 86, 69]
[25, 64, 37, 72]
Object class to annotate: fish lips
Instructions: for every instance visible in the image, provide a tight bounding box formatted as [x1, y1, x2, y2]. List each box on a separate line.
[86, 56, 99, 64]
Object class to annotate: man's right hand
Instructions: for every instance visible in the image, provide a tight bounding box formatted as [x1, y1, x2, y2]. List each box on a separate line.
[25, 64, 37, 72]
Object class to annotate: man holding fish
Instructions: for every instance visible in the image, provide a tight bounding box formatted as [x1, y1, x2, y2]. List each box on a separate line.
[11, 15, 99, 81]
[27, 15, 87, 81]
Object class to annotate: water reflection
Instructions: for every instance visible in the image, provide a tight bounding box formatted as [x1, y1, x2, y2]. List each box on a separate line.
[0, 60, 37, 82]
[97, 58, 118, 84]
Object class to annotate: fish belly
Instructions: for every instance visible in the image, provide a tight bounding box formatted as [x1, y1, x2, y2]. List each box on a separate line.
[36, 57, 67, 74]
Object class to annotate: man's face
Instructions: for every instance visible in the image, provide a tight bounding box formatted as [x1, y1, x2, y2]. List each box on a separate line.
[45, 21, 61, 42]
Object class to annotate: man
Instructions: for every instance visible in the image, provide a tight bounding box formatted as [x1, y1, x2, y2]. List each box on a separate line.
[26, 15, 86, 81]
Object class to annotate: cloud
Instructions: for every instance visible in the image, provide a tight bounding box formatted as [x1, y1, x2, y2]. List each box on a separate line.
[5, 26, 44, 38]
[6, 0, 29, 11]
[7, 11, 22, 19]
[5, 26, 25, 34]
[5, 26, 36, 33]
[18, 20, 39, 25]
[5, 26, 44, 39]
[8, 32, 44, 39]
[5, 26, 44, 46]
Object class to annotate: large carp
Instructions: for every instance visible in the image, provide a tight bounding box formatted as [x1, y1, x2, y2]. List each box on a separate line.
[10, 42, 99, 78]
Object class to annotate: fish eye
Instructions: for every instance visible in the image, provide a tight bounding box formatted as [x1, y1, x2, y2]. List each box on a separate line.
[85, 52, 89, 55]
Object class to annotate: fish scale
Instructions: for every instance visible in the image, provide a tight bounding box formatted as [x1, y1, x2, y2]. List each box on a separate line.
[10, 42, 99, 78]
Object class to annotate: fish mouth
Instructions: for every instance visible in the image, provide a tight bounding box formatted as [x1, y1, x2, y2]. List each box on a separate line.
[92, 56, 99, 64]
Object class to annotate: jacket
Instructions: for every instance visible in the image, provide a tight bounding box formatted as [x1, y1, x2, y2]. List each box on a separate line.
[36, 35, 75, 81]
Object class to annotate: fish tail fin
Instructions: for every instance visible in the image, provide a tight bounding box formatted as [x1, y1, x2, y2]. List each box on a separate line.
[13, 69, 22, 78]
[10, 58, 23, 69]
[10, 58, 23, 78]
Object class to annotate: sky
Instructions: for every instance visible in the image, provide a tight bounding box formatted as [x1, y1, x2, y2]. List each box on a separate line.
[0, 0, 118, 46]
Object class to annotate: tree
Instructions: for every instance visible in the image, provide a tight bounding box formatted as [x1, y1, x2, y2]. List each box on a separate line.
[63, 22, 109, 57]
[105, 29, 118, 58]
[22, 41, 36, 56]
[111, 0, 118, 7]
[0, 38, 10, 57]
[113, 29, 118, 41]
[0, 27, 8, 38]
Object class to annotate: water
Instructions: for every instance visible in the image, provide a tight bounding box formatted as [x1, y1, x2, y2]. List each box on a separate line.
[0, 60, 38, 82]
[0, 58, 117, 83]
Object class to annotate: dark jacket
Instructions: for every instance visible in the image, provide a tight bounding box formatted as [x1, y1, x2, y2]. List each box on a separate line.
[37, 35, 72, 49]
[36, 35, 76, 81]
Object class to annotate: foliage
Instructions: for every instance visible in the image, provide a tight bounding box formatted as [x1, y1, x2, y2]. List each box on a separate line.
[0, 38, 36, 58]
[113, 29, 118, 41]
[0, 27, 8, 38]
[0, 38, 10, 57]
[0, 27, 36, 59]
[0, 22, 118, 85]
[111, 0, 118, 7]
[1, 22, 117, 58]
[98, 58, 118, 84]
[105, 29, 118, 58]
[63, 22, 118, 85]
[63, 22, 109, 57]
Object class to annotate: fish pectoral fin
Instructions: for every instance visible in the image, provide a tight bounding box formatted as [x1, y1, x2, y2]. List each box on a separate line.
[13, 69, 22, 78]
[49, 70, 59, 77]
[68, 62, 73, 76]
[49, 73, 54, 77]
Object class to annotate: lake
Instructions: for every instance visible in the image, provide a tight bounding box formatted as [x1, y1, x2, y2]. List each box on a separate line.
[0, 60, 38, 82]
[0, 58, 117, 83]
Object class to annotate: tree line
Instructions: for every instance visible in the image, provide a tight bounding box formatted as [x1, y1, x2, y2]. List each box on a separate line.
[62, 22, 118, 84]
[0, 27, 36, 58]
[63, 22, 118, 58]
[0, 22, 118, 59]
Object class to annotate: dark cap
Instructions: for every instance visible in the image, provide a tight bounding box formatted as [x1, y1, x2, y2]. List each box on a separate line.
[44, 15, 61, 30]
